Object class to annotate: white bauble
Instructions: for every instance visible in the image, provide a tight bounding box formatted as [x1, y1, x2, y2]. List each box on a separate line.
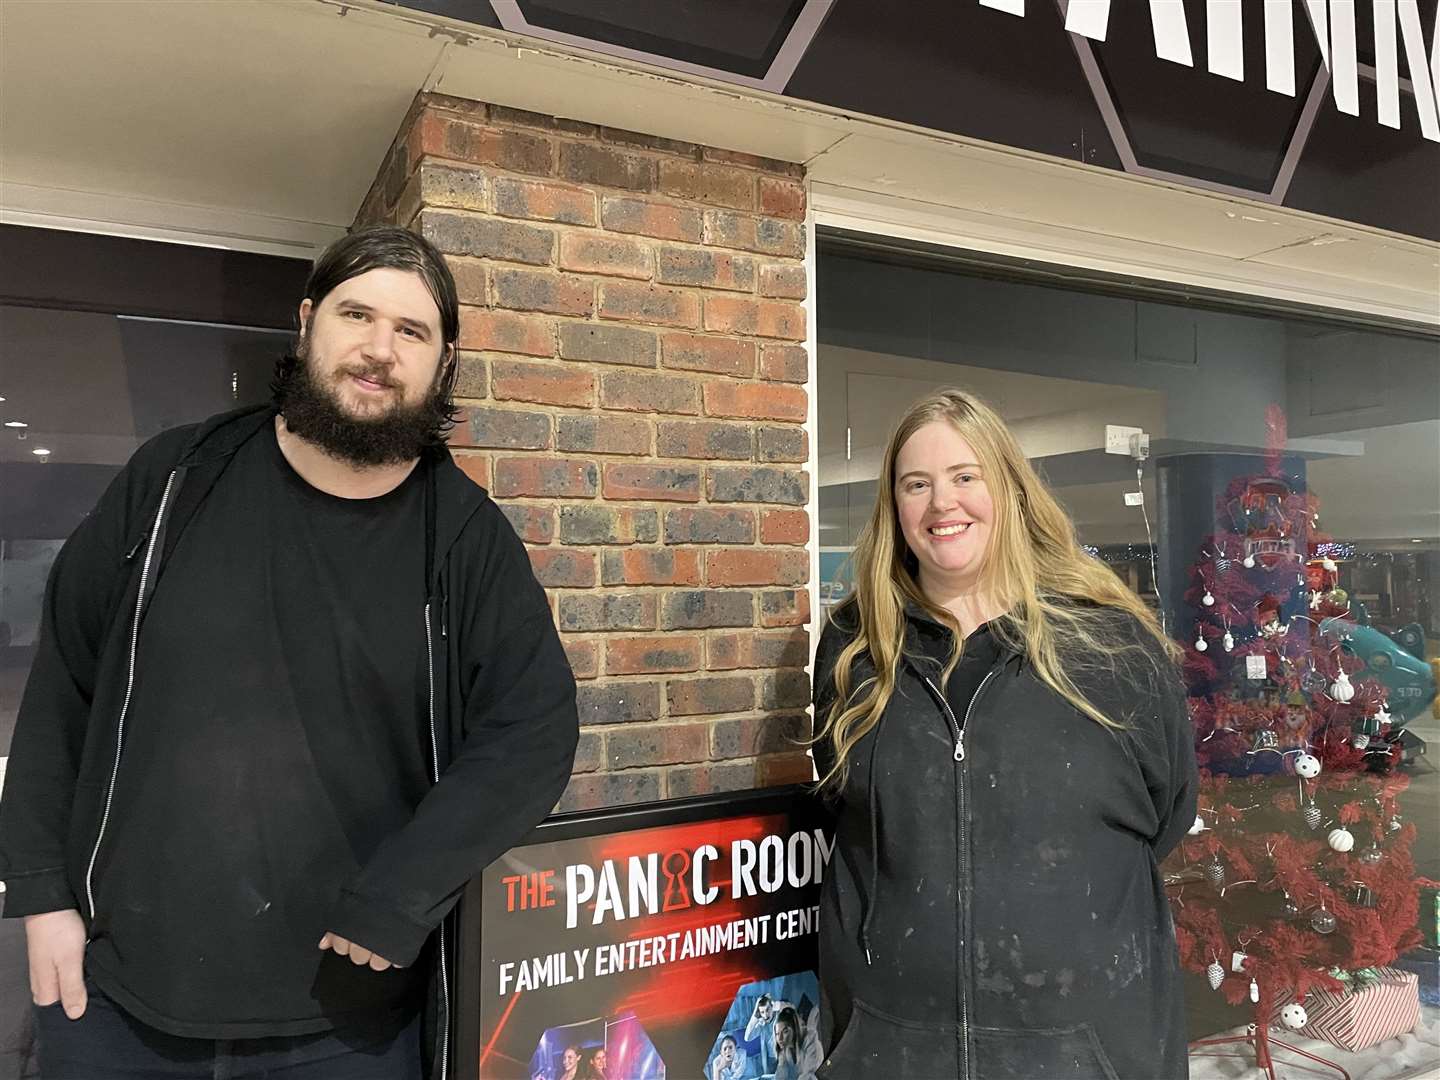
[1328, 827, 1355, 853]
[1196, 636, 1208, 652]
[1281, 1003, 1308, 1029]
[1294, 753, 1322, 779]
[1207, 961, 1225, 990]
[1329, 671, 1355, 703]
[1188, 815, 1206, 836]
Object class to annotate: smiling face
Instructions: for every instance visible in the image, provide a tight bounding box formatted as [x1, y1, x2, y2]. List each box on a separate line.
[894, 420, 995, 599]
[561, 1048, 579, 1071]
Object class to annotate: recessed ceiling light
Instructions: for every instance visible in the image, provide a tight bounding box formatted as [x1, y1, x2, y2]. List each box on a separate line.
[32, 447, 51, 457]
[4, 421, 26, 428]
[1412, 538, 1424, 543]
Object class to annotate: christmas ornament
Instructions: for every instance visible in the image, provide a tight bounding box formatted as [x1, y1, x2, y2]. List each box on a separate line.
[1202, 590, 1215, 607]
[1374, 701, 1392, 726]
[1205, 858, 1226, 890]
[1281, 892, 1301, 918]
[1222, 630, 1234, 652]
[1195, 633, 1208, 652]
[1206, 961, 1225, 990]
[1280, 1003, 1309, 1029]
[1244, 555, 1256, 569]
[1311, 907, 1337, 934]
[1301, 667, 1327, 693]
[1350, 883, 1377, 908]
[1249, 978, 1260, 1003]
[1215, 556, 1234, 574]
[1328, 827, 1355, 853]
[1327, 587, 1349, 608]
[1302, 800, 1323, 830]
[1187, 814, 1206, 836]
[1284, 690, 1308, 729]
[1390, 816, 1403, 832]
[1294, 753, 1321, 779]
[1359, 844, 1383, 866]
[1252, 729, 1280, 752]
[1352, 731, 1370, 750]
[1321, 557, 1337, 574]
[1329, 670, 1355, 703]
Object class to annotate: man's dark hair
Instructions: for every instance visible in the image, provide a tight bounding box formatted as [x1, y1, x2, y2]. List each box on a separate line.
[272, 226, 463, 459]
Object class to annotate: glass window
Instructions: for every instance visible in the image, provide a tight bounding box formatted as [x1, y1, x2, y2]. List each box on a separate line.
[0, 227, 306, 1069]
[817, 235, 1439, 1048]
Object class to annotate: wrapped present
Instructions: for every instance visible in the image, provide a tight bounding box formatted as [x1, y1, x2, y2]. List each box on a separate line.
[1270, 967, 1420, 1052]
[1391, 949, 1440, 1007]
[1422, 886, 1440, 949]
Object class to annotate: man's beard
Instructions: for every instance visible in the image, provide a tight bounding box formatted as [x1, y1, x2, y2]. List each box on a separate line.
[273, 338, 452, 467]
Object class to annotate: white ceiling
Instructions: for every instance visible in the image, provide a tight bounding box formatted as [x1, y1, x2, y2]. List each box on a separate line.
[1, 0, 1437, 325]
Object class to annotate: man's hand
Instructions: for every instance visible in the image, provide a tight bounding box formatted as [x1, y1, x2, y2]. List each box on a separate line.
[25, 909, 87, 1019]
[318, 932, 400, 971]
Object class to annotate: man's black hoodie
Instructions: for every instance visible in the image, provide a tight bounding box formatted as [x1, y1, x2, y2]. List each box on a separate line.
[0, 406, 579, 1076]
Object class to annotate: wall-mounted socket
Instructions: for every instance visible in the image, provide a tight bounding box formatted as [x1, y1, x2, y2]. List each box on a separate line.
[1105, 424, 1143, 456]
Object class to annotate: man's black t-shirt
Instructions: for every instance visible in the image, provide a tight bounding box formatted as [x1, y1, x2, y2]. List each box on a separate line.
[86, 424, 432, 1037]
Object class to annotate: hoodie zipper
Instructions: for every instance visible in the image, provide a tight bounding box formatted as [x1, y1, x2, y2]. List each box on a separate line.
[424, 601, 451, 1079]
[85, 470, 178, 922]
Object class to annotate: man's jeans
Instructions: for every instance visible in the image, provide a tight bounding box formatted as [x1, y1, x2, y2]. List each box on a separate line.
[33, 979, 422, 1079]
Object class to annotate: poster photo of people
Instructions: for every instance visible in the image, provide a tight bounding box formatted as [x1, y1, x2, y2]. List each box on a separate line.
[457, 790, 830, 1080]
[704, 972, 823, 1080]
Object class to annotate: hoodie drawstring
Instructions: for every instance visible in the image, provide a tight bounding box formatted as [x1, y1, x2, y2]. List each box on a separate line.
[859, 710, 887, 966]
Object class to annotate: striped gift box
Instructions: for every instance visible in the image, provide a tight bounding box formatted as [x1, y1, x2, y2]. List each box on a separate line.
[1271, 967, 1421, 1052]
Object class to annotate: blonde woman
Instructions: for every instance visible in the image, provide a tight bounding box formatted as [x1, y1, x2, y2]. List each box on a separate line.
[812, 390, 1197, 1080]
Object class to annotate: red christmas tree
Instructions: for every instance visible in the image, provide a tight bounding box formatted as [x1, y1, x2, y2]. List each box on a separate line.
[1165, 442, 1420, 1024]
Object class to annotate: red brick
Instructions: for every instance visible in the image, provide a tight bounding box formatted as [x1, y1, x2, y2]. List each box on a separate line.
[421, 210, 554, 265]
[656, 247, 756, 291]
[759, 343, 808, 382]
[601, 196, 703, 242]
[759, 752, 817, 786]
[602, 548, 703, 586]
[416, 113, 555, 175]
[606, 635, 703, 675]
[557, 322, 658, 367]
[499, 503, 555, 543]
[491, 268, 594, 317]
[758, 177, 806, 220]
[704, 381, 807, 422]
[573, 727, 603, 769]
[661, 333, 755, 376]
[658, 160, 756, 209]
[707, 549, 809, 587]
[761, 668, 811, 709]
[558, 142, 657, 191]
[555, 414, 652, 455]
[557, 770, 663, 812]
[559, 233, 653, 279]
[599, 282, 700, 329]
[458, 308, 554, 356]
[760, 509, 809, 545]
[703, 209, 805, 258]
[488, 104, 594, 134]
[707, 628, 810, 671]
[606, 723, 710, 769]
[661, 591, 754, 629]
[454, 452, 489, 489]
[409, 161, 490, 212]
[703, 296, 805, 340]
[576, 681, 662, 725]
[490, 359, 595, 408]
[600, 370, 700, 415]
[758, 425, 809, 462]
[667, 676, 755, 716]
[559, 593, 657, 632]
[700, 147, 805, 177]
[559, 506, 659, 545]
[655, 420, 752, 461]
[564, 638, 600, 680]
[760, 589, 811, 627]
[493, 176, 596, 225]
[493, 456, 599, 498]
[758, 262, 807, 299]
[663, 508, 756, 544]
[602, 463, 702, 502]
[463, 406, 551, 450]
[445, 256, 488, 305]
[598, 127, 700, 157]
[528, 548, 596, 588]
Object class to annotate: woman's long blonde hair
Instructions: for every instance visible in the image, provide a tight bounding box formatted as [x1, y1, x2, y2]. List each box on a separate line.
[815, 388, 1177, 790]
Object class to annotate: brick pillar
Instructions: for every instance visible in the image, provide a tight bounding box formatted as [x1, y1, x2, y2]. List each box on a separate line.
[356, 94, 813, 812]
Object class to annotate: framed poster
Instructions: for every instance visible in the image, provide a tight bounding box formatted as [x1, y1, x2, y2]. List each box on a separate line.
[454, 785, 833, 1080]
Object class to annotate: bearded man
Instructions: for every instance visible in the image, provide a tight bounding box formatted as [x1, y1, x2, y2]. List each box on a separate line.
[0, 226, 579, 1078]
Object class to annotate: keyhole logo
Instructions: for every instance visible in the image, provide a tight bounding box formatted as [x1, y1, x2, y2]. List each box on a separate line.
[662, 849, 692, 912]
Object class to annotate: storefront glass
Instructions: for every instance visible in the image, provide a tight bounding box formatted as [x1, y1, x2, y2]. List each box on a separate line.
[816, 234, 1439, 1048]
